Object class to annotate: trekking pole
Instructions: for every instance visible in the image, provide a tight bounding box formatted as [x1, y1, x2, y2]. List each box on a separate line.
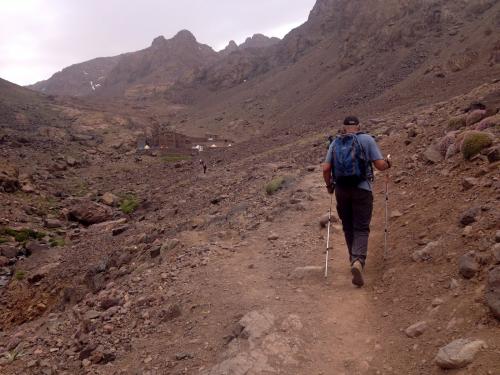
[383, 172, 389, 262]
[325, 194, 334, 278]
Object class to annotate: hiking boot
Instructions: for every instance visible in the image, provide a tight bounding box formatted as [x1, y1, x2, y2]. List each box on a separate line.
[351, 261, 364, 287]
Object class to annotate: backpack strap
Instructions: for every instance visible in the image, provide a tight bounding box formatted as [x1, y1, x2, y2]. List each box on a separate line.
[353, 133, 374, 182]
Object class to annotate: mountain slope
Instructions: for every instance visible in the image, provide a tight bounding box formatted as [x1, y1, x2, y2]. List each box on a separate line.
[29, 56, 122, 97]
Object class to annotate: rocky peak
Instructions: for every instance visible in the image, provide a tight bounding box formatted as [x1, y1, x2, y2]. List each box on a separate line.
[221, 40, 239, 55]
[240, 34, 280, 50]
[172, 29, 197, 44]
[151, 35, 167, 48]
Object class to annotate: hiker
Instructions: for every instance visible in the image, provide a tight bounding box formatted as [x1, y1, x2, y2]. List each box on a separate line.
[200, 159, 207, 174]
[322, 116, 391, 287]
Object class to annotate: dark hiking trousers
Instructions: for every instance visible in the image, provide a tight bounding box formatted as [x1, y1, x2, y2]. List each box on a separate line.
[335, 185, 374, 266]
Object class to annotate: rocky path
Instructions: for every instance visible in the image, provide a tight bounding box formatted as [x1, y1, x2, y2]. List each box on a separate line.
[174, 172, 388, 375]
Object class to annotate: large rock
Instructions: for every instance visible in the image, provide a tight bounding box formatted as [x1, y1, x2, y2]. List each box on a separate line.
[68, 200, 113, 225]
[239, 310, 275, 340]
[459, 207, 481, 227]
[101, 192, 119, 207]
[435, 339, 486, 369]
[0, 245, 18, 258]
[486, 266, 500, 320]
[405, 321, 428, 338]
[458, 253, 480, 279]
[423, 146, 443, 164]
[465, 109, 487, 127]
[0, 163, 20, 193]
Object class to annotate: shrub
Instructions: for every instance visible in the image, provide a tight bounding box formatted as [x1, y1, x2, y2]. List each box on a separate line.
[461, 131, 494, 160]
[120, 195, 139, 214]
[49, 238, 65, 247]
[448, 115, 467, 130]
[14, 270, 26, 280]
[161, 155, 190, 163]
[2, 228, 46, 243]
[0, 236, 8, 244]
[265, 177, 286, 195]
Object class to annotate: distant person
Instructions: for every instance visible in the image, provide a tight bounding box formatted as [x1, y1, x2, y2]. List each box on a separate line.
[200, 159, 207, 174]
[322, 116, 391, 287]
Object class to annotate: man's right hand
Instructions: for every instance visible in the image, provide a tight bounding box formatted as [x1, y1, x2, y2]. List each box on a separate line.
[327, 184, 335, 195]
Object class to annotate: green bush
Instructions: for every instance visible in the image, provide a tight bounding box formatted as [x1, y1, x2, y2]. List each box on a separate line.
[1, 228, 46, 243]
[265, 177, 286, 195]
[161, 155, 191, 163]
[448, 115, 467, 130]
[461, 131, 494, 160]
[14, 270, 26, 280]
[0, 236, 8, 244]
[120, 195, 140, 214]
[49, 238, 65, 247]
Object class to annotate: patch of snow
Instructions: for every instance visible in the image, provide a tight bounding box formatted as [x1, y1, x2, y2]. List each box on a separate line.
[90, 81, 95, 91]
[210, 144, 217, 148]
[83, 71, 88, 75]
[95, 83, 101, 88]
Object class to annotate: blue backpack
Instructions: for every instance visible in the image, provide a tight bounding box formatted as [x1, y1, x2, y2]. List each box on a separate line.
[331, 133, 373, 187]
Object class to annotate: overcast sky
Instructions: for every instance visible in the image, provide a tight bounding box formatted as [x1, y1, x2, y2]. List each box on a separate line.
[0, 0, 316, 86]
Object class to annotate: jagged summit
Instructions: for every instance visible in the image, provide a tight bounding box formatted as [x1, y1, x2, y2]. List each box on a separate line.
[173, 29, 197, 42]
[151, 35, 166, 47]
[221, 40, 239, 55]
[239, 34, 280, 49]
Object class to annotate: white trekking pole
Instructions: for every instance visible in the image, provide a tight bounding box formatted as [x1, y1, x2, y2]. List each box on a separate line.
[325, 194, 334, 278]
[383, 155, 391, 262]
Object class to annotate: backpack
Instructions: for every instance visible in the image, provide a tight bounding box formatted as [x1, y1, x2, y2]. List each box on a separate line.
[330, 132, 373, 187]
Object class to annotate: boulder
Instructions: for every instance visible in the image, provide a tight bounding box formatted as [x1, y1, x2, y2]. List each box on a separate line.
[239, 310, 275, 339]
[0, 163, 20, 193]
[485, 266, 500, 320]
[44, 218, 63, 229]
[0, 245, 18, 258]
[435, 339, 486, 369]
[68, 200, 113, 225]
[465, 109, 487, 126]
[423, 146, 443, 164]
[458, 253, 480, 279]
[405, 321, 428, 338]
[459, 207, 481, 227]
[101, 193, 119, 207]
[474, 114, 500, 131]
[161, 238, 180, 252]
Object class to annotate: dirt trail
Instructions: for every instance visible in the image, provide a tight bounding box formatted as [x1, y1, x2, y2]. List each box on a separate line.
[180, 172, 389, 374]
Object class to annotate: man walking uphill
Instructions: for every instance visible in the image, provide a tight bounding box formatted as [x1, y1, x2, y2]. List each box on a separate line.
[323, 116, 391, 287]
